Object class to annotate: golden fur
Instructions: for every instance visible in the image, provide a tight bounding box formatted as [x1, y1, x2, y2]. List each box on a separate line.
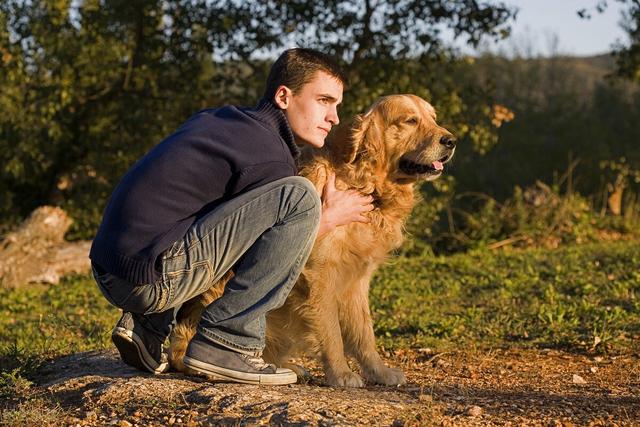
[168, 94, 455, 387]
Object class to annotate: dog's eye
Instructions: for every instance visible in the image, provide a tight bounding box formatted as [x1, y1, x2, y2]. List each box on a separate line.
[404, 117, 419, 125]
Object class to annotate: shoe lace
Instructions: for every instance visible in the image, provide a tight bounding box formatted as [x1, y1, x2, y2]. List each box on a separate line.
[241, 354, 274, 371]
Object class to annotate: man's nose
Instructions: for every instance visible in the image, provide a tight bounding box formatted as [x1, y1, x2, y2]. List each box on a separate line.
[328, 107, 339, 126]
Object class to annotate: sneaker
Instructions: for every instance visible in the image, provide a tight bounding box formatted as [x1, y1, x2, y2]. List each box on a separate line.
[183, 332, 297, 385]
[111, 312, 169, 374]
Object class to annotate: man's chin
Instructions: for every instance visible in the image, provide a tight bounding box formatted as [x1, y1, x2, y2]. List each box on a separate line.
[296, 137, 325, 148]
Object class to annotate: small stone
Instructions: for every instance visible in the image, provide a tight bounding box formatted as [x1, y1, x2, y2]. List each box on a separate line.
[572, 374, 587, 384]
[594, 356, 603, 363]
[168, 416, 176, 425]
[435, 359, 448, 368]
[467, 405, 483, 417]
[590, 366, 598, 373]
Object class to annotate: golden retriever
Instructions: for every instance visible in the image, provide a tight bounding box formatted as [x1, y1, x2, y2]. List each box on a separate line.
[168, 94, 456, 387]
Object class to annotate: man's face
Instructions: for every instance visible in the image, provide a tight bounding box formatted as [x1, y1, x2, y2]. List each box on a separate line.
[273, 71, 343, 148]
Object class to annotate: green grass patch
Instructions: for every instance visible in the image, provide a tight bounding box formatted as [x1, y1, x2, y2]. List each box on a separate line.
[372, 240, 640, 353]
[0, 275, 117, 394]
[0, 240, 638, 392]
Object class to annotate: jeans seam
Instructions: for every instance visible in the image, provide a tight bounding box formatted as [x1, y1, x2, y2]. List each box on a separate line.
[189, 181, 317, 255]
[159, 260, 213, 312]
[199, 225, 314, 353]
[165, 259, 212, 278]
[197, 328, 263, 356]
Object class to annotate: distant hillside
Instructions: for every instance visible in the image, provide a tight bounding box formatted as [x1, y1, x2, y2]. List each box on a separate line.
[453, 52, 640, 202]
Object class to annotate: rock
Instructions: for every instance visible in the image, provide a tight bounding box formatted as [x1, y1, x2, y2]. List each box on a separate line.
[467, 405, 483, 417]
[572, 374, 587, 384]
[0, 206, 91, 287]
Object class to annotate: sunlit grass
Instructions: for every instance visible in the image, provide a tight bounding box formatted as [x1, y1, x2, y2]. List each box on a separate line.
[372, 240, 640, 353]
[0, 239, 638, 393]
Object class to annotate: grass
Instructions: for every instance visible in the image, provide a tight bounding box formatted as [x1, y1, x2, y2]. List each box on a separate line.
[0, 240, 638, 395]
[0, 276, 118, 395]
[372, 239, 640, 353]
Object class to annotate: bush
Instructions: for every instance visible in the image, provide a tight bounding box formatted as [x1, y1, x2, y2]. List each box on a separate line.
[404, 180, 639, 255]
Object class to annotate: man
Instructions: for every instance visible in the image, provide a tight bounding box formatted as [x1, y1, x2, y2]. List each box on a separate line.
[90, 48, 373, 385]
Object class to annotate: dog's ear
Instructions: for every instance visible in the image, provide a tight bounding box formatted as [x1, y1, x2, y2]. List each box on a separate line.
[344, 110, 384, 165]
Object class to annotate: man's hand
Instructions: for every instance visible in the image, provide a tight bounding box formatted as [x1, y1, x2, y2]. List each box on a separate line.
[317, 172, 374, 238]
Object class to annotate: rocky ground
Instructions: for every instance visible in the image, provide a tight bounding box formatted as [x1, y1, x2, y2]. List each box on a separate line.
[3, 348, 638, 426]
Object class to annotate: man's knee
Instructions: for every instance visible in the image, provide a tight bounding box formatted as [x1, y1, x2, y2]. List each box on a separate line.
[277, 176, 321, 222]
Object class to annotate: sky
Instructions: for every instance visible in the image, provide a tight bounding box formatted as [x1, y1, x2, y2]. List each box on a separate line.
[467, 0, 629, 57]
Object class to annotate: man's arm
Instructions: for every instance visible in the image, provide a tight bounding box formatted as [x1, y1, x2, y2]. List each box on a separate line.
[317, 172, 374, 238]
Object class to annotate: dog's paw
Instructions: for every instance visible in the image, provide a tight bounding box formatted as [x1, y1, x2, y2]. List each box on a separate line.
[366, 366, 406, 386]
[282, 363, 311, 380]
[326, 371, 365, 388]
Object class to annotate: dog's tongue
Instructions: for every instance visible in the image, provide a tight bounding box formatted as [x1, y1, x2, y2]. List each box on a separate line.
[432, 160, 444, 171]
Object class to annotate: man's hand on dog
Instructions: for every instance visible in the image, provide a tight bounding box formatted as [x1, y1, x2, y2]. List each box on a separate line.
[317, 171, 374, 238]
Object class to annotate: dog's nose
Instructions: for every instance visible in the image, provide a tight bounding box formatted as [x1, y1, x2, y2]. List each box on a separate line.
[439, 135, 456, 149]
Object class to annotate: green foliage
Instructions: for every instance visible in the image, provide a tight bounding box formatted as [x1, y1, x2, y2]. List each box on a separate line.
[401, 175, 456, 257]
[454, 53, 640, 200]
[433, 184, 612, 253]
[578, 1, 640, 81]
[612, 0, 640, 81]
[0, 1, 515, 237]
[0, 0, 218, 237]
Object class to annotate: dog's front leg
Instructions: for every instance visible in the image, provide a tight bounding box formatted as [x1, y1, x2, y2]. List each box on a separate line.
[340, 272, 406, 386]
[306, 283, 365, 387]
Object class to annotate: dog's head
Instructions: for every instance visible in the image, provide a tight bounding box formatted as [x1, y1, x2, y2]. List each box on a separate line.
[337, 94, 455, 183]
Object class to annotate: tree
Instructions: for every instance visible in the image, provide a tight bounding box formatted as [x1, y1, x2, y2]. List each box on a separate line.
[0, 0, 516, 239]
[205, 1, 514, 149]
[0, 0, 216, 236]
[578, 0, 640, 81]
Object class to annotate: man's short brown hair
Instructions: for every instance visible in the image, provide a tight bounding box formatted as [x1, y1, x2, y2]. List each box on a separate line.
[263, 48, 347, 100]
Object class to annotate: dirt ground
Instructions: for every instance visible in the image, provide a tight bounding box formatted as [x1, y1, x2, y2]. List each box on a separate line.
[8, 348, 640, 426]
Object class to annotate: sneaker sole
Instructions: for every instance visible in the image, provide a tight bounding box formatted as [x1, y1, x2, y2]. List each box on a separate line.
[183, 356, 297, 385]
[112, 327, 169, 374]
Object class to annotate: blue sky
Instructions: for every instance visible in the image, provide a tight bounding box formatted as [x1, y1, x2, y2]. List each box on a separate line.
[470, 0, 629, 56]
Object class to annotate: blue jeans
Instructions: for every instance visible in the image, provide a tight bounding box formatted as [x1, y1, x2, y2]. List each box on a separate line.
[93, 176, 321, 355]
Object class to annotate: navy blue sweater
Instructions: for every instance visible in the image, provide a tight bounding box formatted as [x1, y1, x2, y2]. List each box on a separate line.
[89, 99, 301, 284]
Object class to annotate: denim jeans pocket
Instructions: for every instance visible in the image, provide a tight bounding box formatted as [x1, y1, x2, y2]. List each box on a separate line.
[162, 238, 186, 260]
[163, 260, 214, 308]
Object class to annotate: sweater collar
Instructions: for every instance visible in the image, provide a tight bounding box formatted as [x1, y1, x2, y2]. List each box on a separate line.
[245, 98, 300, 159]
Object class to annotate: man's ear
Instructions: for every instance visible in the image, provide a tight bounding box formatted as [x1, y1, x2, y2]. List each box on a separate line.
[273, 85, 293, 109]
